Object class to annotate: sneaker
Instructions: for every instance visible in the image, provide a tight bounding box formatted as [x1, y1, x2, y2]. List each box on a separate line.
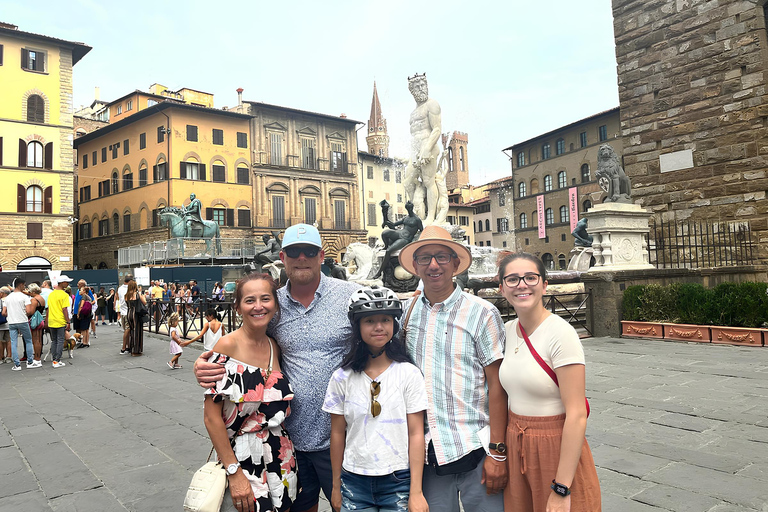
[52, 361, 66, 368]
[167, 361, 174, 369]
[27, 360, 42, 369]
[91, 333, 98, 338]
[0, 359, 4, 365]
[101, 322, 107, 325]
[173, 364, 183, 369]
[4, 357, 12, 364]
[11, 365, 22, 371]
[120, 349, 128, 355]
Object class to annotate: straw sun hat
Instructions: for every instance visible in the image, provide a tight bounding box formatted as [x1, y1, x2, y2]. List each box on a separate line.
[398, 225, 472, 277]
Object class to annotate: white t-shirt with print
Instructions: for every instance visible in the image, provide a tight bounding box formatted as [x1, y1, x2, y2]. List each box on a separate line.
[323, 360, 427, 476]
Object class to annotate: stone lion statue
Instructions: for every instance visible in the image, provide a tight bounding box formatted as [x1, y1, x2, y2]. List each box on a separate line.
[595, 144, 632, 203]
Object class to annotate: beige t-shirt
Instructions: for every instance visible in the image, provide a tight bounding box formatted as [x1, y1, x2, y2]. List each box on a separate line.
[499, 314, 585, 416]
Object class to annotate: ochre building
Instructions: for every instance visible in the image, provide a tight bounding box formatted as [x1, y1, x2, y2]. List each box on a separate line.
[0, 22, 90, 270]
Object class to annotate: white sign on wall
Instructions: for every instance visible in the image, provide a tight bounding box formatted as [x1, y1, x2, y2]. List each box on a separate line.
[659, 149, 694, 173]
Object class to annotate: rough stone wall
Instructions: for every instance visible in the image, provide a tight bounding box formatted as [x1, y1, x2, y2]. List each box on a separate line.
[613, 0, 768, 260]
[76, 227, 169, 269]
[0, 215, 74, 270]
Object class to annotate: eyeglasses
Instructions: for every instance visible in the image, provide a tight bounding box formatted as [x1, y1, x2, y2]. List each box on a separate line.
[370, 381, 381, 417]
[502, 273, 541, 287]
[283, 246, 320, 259]
[414, 252, 456, 266]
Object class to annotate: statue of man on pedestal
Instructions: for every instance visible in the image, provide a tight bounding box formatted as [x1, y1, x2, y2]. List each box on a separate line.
[183, 193, 203, 238]
[402, 73, 447, 226]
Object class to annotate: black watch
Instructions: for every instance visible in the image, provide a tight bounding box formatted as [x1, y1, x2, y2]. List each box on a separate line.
[551, 480, 571, 497]
[488, 441, 507, 454]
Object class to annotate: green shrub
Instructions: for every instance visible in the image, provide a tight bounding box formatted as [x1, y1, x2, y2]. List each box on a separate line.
[638, 283, 678, 322]
[722, 282, 768, 328]
[675, 283, 712, 325]
[621, 285, 646, 321]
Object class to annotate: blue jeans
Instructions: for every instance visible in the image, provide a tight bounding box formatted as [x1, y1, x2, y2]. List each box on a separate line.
[9, 322, 33, 367]
[49, 326, 66, 363]
[340, 468, 410, 512]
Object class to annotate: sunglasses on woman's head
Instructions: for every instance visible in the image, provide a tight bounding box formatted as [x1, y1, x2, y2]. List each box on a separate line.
[283, 246, 320, 259]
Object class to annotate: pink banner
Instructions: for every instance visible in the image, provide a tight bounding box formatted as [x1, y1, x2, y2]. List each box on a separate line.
[569, 187, 578, 232]
[537, 195, 545, 239]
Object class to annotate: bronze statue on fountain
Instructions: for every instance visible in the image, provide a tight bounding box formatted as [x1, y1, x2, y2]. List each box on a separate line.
[373, 200, 423, 291]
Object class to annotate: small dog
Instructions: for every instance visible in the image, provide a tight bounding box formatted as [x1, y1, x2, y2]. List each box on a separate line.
[43, 332, 79, 361]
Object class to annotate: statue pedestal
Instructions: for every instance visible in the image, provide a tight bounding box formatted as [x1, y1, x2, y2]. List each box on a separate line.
[568, 246, 594, 271]
[584, 203, 653, 271]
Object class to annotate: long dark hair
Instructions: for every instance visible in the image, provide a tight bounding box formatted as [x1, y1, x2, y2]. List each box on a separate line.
[341, 319, 413, 373]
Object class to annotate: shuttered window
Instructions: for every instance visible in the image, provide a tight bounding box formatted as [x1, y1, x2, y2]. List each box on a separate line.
[212, 165, 225, 183]
[212, 129, 224, 145]
[153, 162, 168, 182]
[301, 138, 315, 169]
[157, 126, 165, 143]
[82, 153, 88, 169]
[237, 132, 247, 148]
[269, 132, 283, 165]
[367, 203, 377, 226]
[238, 209, 251, 227]
[236, 167, 249, 185]
[139, 132, 146, 149]
[211, 208, 226, 226]
[330, 143, 346, 172]
[271, 195, 285, 228]
[21, 48, 46, 72]
[304, 197, 316, 226]
[187, 125, 198, 142]
[123, 139, 130, 155]
[334, 200, 346, 229]
[27, 94, 44, 123]
[124, 213, 131, 232]
[139, 166, 147, 186]
[27, 223, 43, 240]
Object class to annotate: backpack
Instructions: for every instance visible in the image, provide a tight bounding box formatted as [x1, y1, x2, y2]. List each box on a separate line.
[29, 310, 44, 330]
[79, 298, 92, 315]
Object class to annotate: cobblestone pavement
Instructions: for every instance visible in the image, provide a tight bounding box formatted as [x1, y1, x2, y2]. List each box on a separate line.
[0, 326, 766, 511]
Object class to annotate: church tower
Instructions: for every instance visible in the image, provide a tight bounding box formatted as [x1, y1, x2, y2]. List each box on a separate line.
[442, 131, 469, 190]
[366, 82, 389, 157]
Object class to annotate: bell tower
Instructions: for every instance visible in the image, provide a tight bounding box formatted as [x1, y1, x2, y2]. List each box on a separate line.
[366, 82, 389, 157]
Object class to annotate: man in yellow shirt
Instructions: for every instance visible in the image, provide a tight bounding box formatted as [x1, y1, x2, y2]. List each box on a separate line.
[45, 275, 73, 368]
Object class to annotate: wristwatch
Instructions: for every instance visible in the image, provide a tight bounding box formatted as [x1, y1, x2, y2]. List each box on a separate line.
[489, 441, 507, 454]
[551, 480, 571, 497]
[226, 462, 241, 475]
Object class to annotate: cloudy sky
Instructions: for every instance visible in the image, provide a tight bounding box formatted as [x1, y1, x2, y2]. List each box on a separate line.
[5, 0, 619, 184]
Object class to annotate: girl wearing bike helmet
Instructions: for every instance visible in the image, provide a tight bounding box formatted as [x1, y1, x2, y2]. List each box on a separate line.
[323, 287, 429, 512]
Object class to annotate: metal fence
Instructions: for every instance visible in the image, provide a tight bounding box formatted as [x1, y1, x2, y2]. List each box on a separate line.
[647, 219, 756, 269]
[142, 298, 242, 340]
[487, 290, 593, 337]
[119, 238, 260, 267]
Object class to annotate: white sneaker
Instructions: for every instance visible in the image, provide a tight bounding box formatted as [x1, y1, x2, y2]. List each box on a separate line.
[4, 357, 11, 364]
[27, 360, 42, 368]
[0, 359, 4, 365]
[11, 364, 22, 371]
[52, 361, 66, 368]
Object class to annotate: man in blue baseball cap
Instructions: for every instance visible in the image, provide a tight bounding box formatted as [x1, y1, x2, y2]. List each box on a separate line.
[195, 224, 361, 512]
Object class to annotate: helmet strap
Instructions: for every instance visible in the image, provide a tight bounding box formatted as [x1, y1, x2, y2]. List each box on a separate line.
[369, 343, 389, 359]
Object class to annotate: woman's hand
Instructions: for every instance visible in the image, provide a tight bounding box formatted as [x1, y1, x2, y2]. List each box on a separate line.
[228, 471, 255, 512]
[194, 350, 227, 388]
[408, 491, 429, 512]
[331, 486, 342, 512]
[546, 491, 570, 512]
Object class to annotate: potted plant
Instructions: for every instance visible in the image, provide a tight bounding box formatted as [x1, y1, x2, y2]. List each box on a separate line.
[621, 285, 665, 339]
[662, 283, 711, 342]
[709, 282, 767, 347]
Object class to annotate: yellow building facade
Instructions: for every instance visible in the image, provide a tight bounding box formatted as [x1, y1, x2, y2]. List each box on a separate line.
[74, 102, 252, 268]
[0, 22, 90, 270]
[358, 151, 407, 243]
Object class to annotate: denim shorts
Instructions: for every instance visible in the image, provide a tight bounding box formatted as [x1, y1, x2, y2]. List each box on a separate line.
[340, 468, 410, 512]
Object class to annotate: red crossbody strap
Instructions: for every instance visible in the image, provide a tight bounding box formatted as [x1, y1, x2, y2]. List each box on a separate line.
[519, 323, 559, 385]
[519, 322, 590, 417]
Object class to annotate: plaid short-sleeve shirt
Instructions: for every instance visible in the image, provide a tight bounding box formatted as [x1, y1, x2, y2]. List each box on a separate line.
[404, 285, 506, 465]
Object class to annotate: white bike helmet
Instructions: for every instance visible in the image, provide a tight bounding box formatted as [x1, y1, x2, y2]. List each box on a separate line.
[347, 287, 402, 331]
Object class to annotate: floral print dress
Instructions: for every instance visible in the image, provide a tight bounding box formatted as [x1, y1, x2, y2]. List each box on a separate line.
[206, 349, 297, 512]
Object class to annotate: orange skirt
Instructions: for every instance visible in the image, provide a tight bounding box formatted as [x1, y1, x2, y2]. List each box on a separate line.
[504, 411, 601, 512]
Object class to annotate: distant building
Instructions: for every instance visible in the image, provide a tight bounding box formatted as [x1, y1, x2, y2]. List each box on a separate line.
[365, 82, 389, 158]
[443, 131, 469, 190]
[358, 151, 406, 244]
[502, 108, 620, 269]
[0, 22, 90, 270]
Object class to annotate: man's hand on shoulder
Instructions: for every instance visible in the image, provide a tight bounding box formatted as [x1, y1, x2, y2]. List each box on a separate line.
[193, 350, 226, 389]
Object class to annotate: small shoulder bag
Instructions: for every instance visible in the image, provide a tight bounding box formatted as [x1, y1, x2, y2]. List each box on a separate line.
[519, 323, 590, 417]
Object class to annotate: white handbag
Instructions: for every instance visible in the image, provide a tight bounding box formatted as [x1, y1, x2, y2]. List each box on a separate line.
[183, 459, 227, 512]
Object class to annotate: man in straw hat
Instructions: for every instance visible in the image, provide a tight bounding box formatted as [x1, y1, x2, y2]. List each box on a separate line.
[398, 224, 507, 510]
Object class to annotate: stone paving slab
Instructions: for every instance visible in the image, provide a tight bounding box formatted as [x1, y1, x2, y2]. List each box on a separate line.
[0, 329, 766, 511]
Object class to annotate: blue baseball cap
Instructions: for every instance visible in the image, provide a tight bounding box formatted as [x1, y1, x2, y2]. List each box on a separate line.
[281, 224, 322, 249]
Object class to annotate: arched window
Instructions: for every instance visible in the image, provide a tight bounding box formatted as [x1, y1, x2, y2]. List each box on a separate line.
[519, 212, 528, 229]
[27, 94, 45, 123]
[542, 143, 551, 160]
[111, 171, 119, 194]
[544, 175, 552, 192]
[26, 185, 43, 212]
[459, 147, 465, 171]
[557, 171, 567, 188]
[558, 254, 567, 270]
[139, 164, 148, 186]
[27, 141, 44, 168]
[123, 168, 133, 190]
[542, 253, 554, 270]
[518, 181, 526, 198]
[530, 178, 539, 195]
[448, 148, 454, 172]
[532, 211, 537, 226]
[583, 199, 592, 212]
[559, 205, 569, 223]
[545, 208, 554, 225]
[113, 213, 120, 234]
[477, 221, 482, 232]
[556, 138, 565, 155]
[485, 219, 490, 231]
[581, 164, 590, 183]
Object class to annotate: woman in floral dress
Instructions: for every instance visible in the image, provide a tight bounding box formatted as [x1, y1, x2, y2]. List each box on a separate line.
[203, 273, 297, 512]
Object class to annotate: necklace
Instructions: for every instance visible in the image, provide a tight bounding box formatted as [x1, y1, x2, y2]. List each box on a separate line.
[370, 346, 387, 358]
